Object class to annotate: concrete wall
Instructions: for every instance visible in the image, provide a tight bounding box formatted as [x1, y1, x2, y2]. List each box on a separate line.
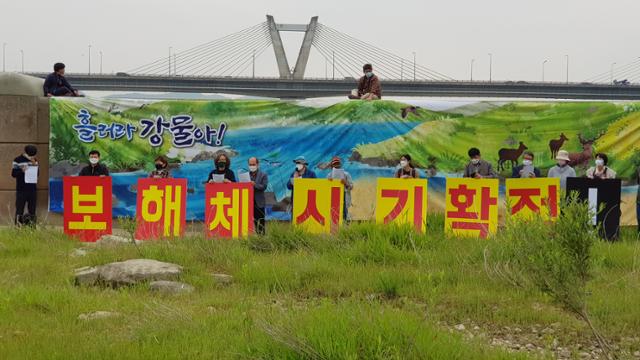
[0, 95, 51, 224]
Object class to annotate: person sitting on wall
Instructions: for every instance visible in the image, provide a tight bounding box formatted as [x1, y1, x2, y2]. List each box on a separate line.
[348, 63, 382, 100]
[463, 148, 497, 178]
[43, 62, 81, 97]
[79, 150, 110, 176]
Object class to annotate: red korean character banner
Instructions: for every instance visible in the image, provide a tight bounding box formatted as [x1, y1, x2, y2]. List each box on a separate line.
[506, 178, 559, 221]
[63, 176, 112, 242]
[375, 178, 428, 233]
[292, 179, 343, 234]
[445, 178, 499, 239]
[135, 178, 187, 240]
[205, 183, 254, 238]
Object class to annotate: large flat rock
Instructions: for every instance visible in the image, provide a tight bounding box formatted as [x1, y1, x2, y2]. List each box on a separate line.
[75, 259, 183, 287]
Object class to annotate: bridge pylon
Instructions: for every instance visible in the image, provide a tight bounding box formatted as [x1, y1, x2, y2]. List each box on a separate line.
[266, 15, 318, 79]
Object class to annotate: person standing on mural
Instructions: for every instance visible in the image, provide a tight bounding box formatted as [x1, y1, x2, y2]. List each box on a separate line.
[43, 63, 81, 97]
[11, 145, 38, 226]
[586, 153, 616, 179]
[207, 153, 236, 183]
[348, 64, 382, 100]
[149, 156, 171, 178]
[463, 148, 496, 178]
[79, 150, 110, 176]
[248, 157, 268, 235]
[511, 151, 541, 178]
[327, 156, 353, 220]
[395, 154, 419, 178]
[547, 150, 576, 190]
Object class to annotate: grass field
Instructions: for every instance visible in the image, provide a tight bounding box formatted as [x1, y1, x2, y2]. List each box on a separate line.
[0, 217, 638, 359]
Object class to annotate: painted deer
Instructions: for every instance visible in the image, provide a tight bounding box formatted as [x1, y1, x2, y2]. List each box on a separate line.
[568, 132, 605, 167]
[549, 133, 569, 159]
[498, 141, 528, 171]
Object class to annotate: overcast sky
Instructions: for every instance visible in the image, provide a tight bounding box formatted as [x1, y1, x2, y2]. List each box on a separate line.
[2, 0, 639, 82]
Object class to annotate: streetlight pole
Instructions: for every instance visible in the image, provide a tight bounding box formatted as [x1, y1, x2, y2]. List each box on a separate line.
[470, 58, 475, 81]
[88, 45, 92, 75]
[488, 53, 492, 83]
[168, 46, 172, 76]
[565, 55, 569, 84]
[99, 51, 103, 74]
[412, 52, 416, 81]
[542, 60, 548, 82]
[3, 42, 7, 72]
[332, 51, 335, 80]
[20, 49, 24, 73]
[252, 49, 255, 78]
[610, 62, 616, 84]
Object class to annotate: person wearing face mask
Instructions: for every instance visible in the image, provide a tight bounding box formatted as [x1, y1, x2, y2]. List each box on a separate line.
[12, 145, 39, 226]
[395, 154, 419, 178]
[326, 156, 354, 220]
[463, 148, 497, 179]
[286, 156, 317, 207]
[511, 151, 541, 178]
[348, 63, 382, 100]
[79, 150, 110, 176]
[547, 150, 576, 190]
[248, 157, 268, 235]
[149, 156, 171, 179]
[586, 153, 616, 180]
[207, 153, 236, 183]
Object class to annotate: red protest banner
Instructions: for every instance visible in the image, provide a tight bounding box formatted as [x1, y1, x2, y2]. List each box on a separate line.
[135, 178, 187, 240]
[205, 182, 254, 238]
[63, 176, 112, 242]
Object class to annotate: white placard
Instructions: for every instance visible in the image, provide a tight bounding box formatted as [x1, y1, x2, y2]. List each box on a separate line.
[25, 166, 38, 184]
[211, 174, 225, 183]
[238, 172, 251, 183]
[330, 168, 345, 180]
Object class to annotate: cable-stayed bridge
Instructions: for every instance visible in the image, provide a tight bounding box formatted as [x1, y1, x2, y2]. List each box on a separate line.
[28, 15, 640, 99]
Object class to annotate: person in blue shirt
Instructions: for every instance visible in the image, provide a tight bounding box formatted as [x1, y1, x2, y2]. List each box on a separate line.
[287, 156, 316, 191]
[511, 151, 541, 178]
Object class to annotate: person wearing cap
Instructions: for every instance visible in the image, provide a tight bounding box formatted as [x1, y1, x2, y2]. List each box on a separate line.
[511, 151, 541, 178]
[348, 64, 382, 100]
[287, 156, 317, 208]
[12, 145, 39, 226]
[547, 149, 576, 190]
[326, 156, 354, 220]
[586, 153, 616, 180]
[463, 148, 497, 178]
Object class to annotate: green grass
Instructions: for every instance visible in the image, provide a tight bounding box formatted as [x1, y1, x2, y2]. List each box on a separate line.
[0, 220, 638, 359]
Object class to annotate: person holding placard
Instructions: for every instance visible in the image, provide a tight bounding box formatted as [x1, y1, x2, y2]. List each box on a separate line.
[149, 156, 171, 179]
[248, 157, 269, 235]
[586, 153, 616, 180]
[395, 154, 419, 179]
[11, 145, 38, 226]
[79, 150, 110, 176]
[511, 151, 541, 178]
[287, 156, 316, 208]
[327, 156, 353, 220]
[464, 148, 497, 179]
[207, 153, 236, 183]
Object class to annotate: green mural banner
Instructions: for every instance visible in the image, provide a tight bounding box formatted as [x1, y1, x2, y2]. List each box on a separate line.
[48, 97, 640, 225]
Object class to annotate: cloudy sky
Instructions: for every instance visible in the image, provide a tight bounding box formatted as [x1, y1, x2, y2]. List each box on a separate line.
[2, 0, 639, 82]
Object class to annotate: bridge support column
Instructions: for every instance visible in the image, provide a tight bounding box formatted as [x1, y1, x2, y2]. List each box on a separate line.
[292, 16, 318, 80]
[266, 15, 291, 79]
